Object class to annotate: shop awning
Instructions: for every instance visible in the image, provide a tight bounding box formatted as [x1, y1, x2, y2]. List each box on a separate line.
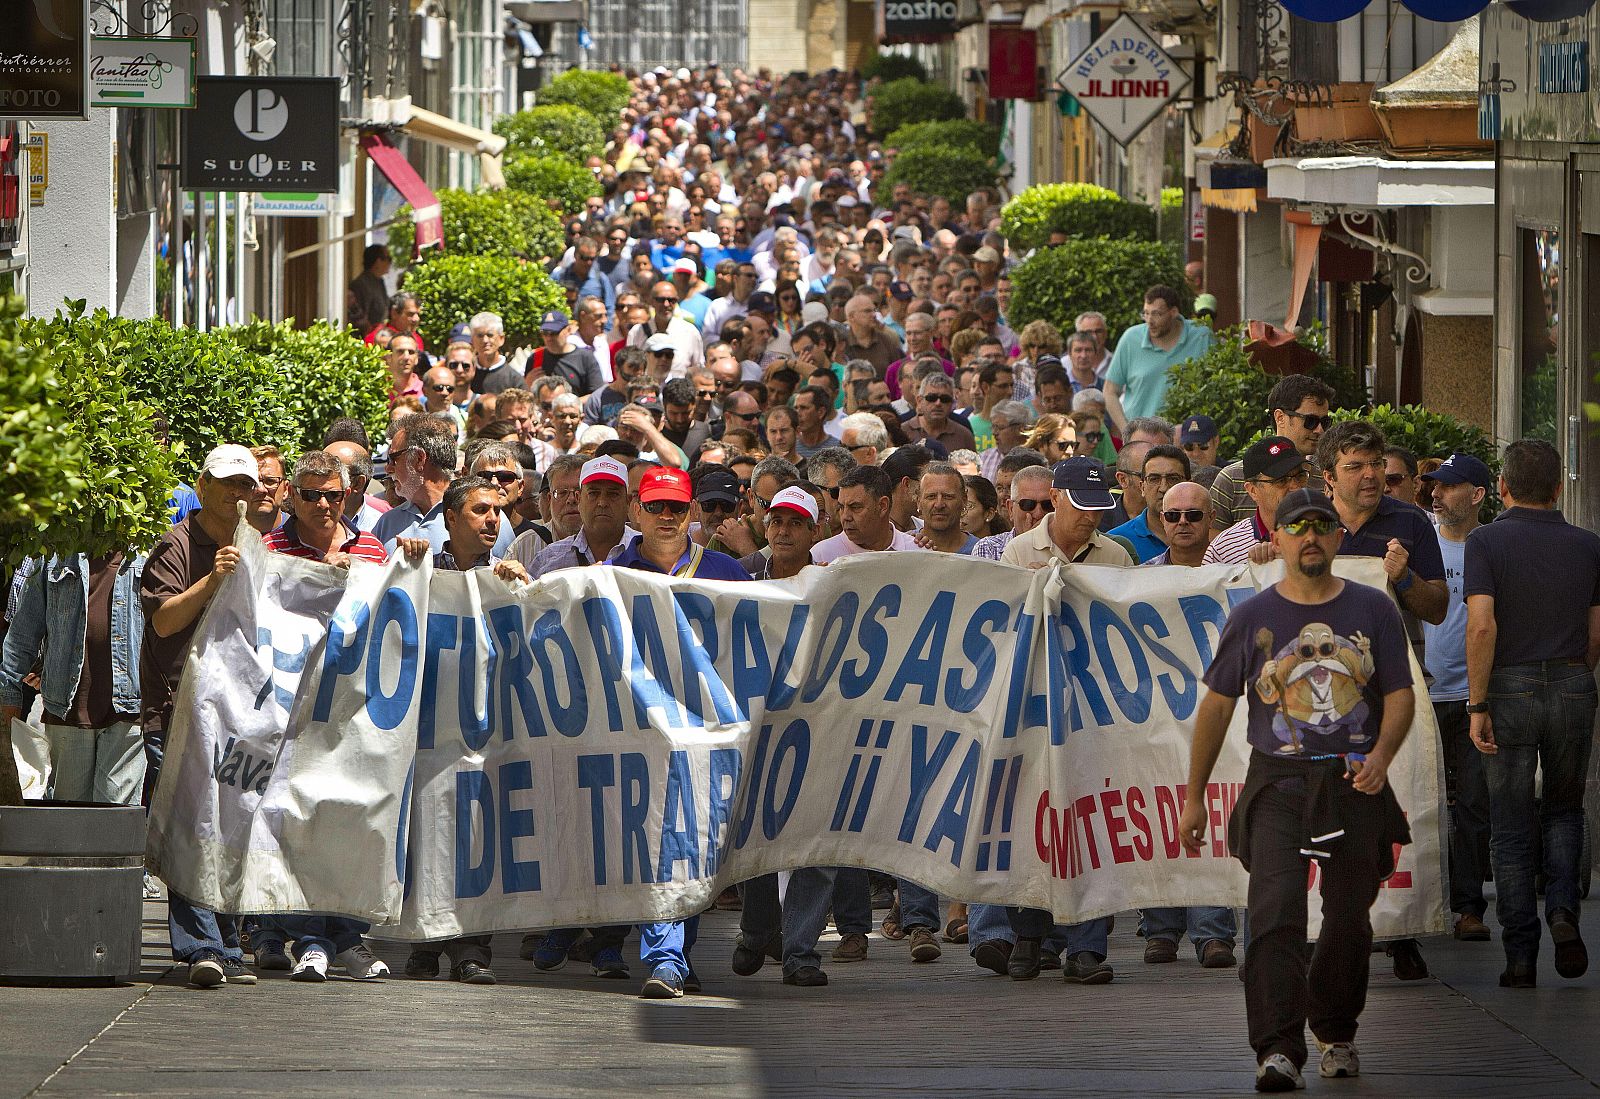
[361, 133, 443, 257]
[402, 105, 507, 157]
[1265, 155, 1493, 208]
[1505, 0, 1597, 19]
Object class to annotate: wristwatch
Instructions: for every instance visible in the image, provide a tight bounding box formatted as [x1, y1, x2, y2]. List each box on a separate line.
[1466, 702, 1490, 714]
[1394, 570, 1414, 594]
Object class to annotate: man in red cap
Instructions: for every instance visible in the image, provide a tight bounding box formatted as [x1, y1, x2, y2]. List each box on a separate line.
[610, 465, 749, 999]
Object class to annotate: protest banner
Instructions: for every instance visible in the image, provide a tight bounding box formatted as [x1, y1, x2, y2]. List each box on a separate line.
[146, 526, 1446, 940]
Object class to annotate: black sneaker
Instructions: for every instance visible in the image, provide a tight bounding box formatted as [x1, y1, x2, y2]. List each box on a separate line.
[972, 939, 1012, 976]
[731, 932, 780, 976]
[1551, 910, 1588, 979]
[782, 965, 828, 987]
[1007, 937, 1042, 981]
[1386, 938, 1429, 981]
[452, 960, 497, 985]
[1062, 952, 1113, 985]
[219, 958, 257, 985]
[405, 950, 440, 979]
[187, 953, 225, 988]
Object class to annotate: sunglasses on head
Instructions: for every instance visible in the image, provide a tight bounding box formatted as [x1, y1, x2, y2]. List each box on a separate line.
[641, 499, 691, 516]
[1280, 517, 1339, 537]
[1162, 508, 1205, 524]
[1013, 499, 1053, 514]
[297, 487, 345, 504]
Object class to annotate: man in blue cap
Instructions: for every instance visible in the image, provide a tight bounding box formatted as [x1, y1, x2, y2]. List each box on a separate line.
[1180, 413, 1223, 488]
[532, 310, 606, 396]
[1420, 453, 1494, 943]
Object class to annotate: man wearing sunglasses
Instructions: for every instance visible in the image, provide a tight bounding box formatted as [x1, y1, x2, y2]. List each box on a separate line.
[904, 374, 974, 454]
[1205, 437, 1310, 566]
[1144, 482, 1214, 568]
[1211, 375, 1337, 530]
[626, 280, 704, 378]
[973, 455, 1050, 561]
[610, 466, 749, 1000]
[1110, 444, 1191, 563]
[1181, 488, 1415, 1092]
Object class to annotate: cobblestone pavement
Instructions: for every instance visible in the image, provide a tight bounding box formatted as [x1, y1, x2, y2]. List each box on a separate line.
[7, 898, 1600, 1097]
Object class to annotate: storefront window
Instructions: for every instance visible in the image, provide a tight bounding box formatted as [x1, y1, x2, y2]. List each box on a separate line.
[1519, 228, 1560, 443]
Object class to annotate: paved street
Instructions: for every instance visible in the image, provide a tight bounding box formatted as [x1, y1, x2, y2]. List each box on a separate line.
[7, 897, 1600, 1097]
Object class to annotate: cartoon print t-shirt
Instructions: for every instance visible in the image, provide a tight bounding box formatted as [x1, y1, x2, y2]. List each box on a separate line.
[1203, 581, 1411, 758]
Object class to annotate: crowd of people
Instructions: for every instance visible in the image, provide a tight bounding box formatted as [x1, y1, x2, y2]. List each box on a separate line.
[4, 63, 1599, 1095]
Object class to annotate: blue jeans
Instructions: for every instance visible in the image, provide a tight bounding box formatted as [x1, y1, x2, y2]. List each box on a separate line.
[896, 878, 940, 931]
[639, 917, 698, 980]
[43, 719, 145, 804]
[170, 894, 242, 964]
[1139, 906, 1237, 957]
[1435, 700, 1491, 918]
[1007, 907, 1109, 959]
[1483, 662, 1598, 965]
[255, 915, 369, 959]
[967, 902, 1070, 956]
[780, 867, 872, 972]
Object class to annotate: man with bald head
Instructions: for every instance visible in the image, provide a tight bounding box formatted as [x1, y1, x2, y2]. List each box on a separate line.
[324, 439, 387, 533]
[841, 292, 904, 375]
[1146, 483, 1212, 567]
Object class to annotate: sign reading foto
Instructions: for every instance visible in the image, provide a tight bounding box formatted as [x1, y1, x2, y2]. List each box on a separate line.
[0, 0, 90, 120]
[1058, 15, 1189, 147]
[89, 36, 196, 108]
[183, 76, 339, 192]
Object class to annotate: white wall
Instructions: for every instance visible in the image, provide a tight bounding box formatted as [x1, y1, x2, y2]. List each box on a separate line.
[27, 113, 117, 318]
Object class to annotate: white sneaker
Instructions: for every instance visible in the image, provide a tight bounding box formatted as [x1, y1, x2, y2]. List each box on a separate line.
[336, 942, 391, 980]
[142, 873, 163, 900]
[291, 948, 329, 982]
[1255, 1054, 1305, 1092]
[1317, 1041, 1360, 1079]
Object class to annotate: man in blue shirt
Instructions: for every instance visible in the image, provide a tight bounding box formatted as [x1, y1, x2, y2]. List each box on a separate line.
[1419, 453, 1493, 943]
[1103, 285, 1214, 433]
[610, 465, 749, 999]
[1109, 445, 1191, 563]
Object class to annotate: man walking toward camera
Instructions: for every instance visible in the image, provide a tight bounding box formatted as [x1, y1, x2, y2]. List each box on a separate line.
[1181, 489, 1415, 1092]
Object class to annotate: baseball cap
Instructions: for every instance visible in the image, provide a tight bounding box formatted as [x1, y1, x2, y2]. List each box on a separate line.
[746, 290, 777, 315]
[201, 444, 260, 486]
[645, 332, 677, 353]
[1194, 293, 1219, 315]
[891, 225, 921, 243]
[695, 467, 742, 506]
[1179, 414, 1218, 446]
[580, 456, 628, 487]
[837, 194, 858, 208]
[540, 310, 570, 333]
[1422, 452, 1491, 490]
[447, 322, 473, 346]
[973, 245, 1002, 264]
[672, 257, 698, 276]
[889, 280, 913, 302]
[1275, 488, 1340, 527]
[639, 466, 692, 504]
[1242, 435, 1305, 480]
[1051, 457, 1116, 511]
[767, 485, 819, 523]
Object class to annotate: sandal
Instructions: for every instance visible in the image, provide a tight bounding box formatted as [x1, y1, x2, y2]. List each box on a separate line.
[880, 900, 906, 940]
[942, 918, 969, 944]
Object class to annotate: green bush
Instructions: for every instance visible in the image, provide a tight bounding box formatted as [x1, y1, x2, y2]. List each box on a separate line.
[1161, 325, 1367, 464]
[863, 53, 929, 84]
[536, 69, 632, 125]
[232, 320, 391, 456]
[402, 254, 564, 352]
[504, 154, 603, 217]
[1159, 187, 1184, 251]
[494, 104, 605, 163]
[1008, 239, 1188, 345]
[884, 118, 1001, 158]
[868, 78, 966, 137]
[1000, 182, 1157, 250]
[883, 145, 996, 203]
[389, 188, 563, 264]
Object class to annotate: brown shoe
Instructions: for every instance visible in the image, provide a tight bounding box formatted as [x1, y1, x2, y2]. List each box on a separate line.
[1143, 938, 1178, 964]
[908, 927, 942, 962]
[713, 886, 743, 912]
[1453, 913, 1491, 942]
[832, 932, 869, 963]
[1200, 939, 1237, 968]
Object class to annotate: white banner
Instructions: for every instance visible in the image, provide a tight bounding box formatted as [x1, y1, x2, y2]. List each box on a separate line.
[147, 528, 1447, 940]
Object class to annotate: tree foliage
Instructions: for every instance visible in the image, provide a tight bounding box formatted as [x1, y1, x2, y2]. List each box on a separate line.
[401, 254, 565, 352]
[388, 188, 564, 265]
[1007, 240, 1188, 345]
[231, 320, 392, 456]
[494, 104, 605, 163]
[884, 118, 1002, 158]
[535, 69, 632, 125]
[883, 145, 996, 203]
[504, 154, 603, 217]
[863, 52, 929, 83]
[868, 78, 966, 137]
[1000, 183, 1158, 251]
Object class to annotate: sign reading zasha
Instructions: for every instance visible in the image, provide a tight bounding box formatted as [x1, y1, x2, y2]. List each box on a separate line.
[1058, 15, 1190, 147]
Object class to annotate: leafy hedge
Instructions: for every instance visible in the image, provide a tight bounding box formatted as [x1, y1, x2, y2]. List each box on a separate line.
[232, 321, 392, 456]
[1161, 325, 1367, 463]
[883, 145, 996, 203]
[494, 104, 605, 163]
[885, 118, 1001, 158]
[1007, 239, 1188, 345]
[1000, 182, 1157, 251]
[863, 53, 929, 84]
[869, 78, 966, 137]
[388, 188, 564, 265]
[504, 154, 603, 217]
[1159, 187, 1184, 251]
[402, 254, 564, 352]
[536, 69, 632, 125]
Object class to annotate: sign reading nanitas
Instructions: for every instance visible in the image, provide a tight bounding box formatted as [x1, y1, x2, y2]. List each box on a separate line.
[183, 76, 339, 192]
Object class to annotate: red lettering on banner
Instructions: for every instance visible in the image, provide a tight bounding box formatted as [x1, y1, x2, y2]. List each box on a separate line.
[1155, 785, 1180, 858]
[1100, 787, 1134, 865]
[1073, 794, 1102, 871]
[1126, 786, 1154, 861]
[1084, 79, 1171, 98]
[1207, 782, 1226, 858]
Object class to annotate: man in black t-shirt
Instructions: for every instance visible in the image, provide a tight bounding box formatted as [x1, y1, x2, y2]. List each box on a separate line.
[1180, 489, 1415, 1093]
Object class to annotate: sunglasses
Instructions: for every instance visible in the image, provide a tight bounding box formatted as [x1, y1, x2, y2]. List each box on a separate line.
[1162, 509, 1206, 524]
[728, 410, 760, 421]
[296, 487, 345, 504]
[1013, 499, 1053, 514]
[922, 393, 953, 404]
[1251, 470, 1311, 487]
[1280, 517, 1340, 537]
[1080, 431, 1104, 443]
[655, 296, 679, 305]
[641, 499, 691, 516]
[1384, 472, 1410, 487]
[428, 384, 453, 393]
[1286, 411, 1333, 431]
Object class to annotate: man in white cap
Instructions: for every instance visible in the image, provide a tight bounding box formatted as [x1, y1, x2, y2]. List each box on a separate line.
[139, 444, 261, 989]
[626, 279, 704, 378]
[527, 456, 636, 577]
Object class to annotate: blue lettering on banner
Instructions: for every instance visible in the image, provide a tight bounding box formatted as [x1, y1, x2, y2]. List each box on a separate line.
[762, 719, 810, 840]
[489, 605, 545, 741]
[457, 616, 493, 752]
[802, 591, 857, 703]
[212, 734, 272, 795]
[530, 609, 587, 736]
[577, 753, 616, 885]
[1055, 604, 1113, 736]
[455, 770, 494, 898]
[1090, 601, 1153, 724]
[885, 589, 952, 706]
[672, 592, 740, 727]
[452, 762, 542, 897]
[366, 589, 419, 730]
[1179, 593, 1227, 670]
[841, 585, 897, 699]
[580, 596, 628, 732]
[497, 760, 541, 893]
[833, 718, 893, 832]
[1538, 40, 1588, 93]
[629, 594, 685, 730]
[705, 748, 742, 876]
[1131, 601, 1198, 719]
[764, 603, 809, 711]
[900, 725, 960, 843]
[418, 613, 459, 750]
[923, 738, 979, 866]
[946, 599, 1007, 713]
[311, 599, 370, 721]
[620, 752, 653, 883]
[253, 626, 311, 713]
[657, 750, 701, 881]
[1002, 607, 1044, 738]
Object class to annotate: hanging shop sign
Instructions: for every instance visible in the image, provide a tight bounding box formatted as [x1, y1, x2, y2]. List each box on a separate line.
[89, 36, 196, 108]
[183, 76, 339, 192]
[878, 0, 959, 44]
[1057, 15, 1190, 147]
[0, 0, 90, 120]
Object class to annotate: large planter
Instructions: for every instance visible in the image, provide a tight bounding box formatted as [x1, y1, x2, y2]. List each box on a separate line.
[0, 802, 146, 981]
[1373, 102, 1492, 155]
[1293, 82, 1382, 144]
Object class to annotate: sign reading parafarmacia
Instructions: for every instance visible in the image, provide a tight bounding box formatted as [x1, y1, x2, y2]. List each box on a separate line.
[147, 525, 1446, 942]
[1058, 15, 1191, 146]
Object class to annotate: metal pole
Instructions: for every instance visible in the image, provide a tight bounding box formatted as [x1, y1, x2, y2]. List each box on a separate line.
[215, 192, 228, 326]
[195, 191, 208, 332]
[234, 193, 246, 324]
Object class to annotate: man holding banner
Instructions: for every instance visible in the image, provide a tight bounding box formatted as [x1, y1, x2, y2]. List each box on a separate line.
[1182, 489, 1415, 1092]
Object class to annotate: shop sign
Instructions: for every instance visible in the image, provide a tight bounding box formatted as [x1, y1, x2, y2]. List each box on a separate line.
[1058, 15, 1190, 147]
[183, 77, 339, 192]
[0, 0, 90, 120]
[89, 36, 197, 108]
